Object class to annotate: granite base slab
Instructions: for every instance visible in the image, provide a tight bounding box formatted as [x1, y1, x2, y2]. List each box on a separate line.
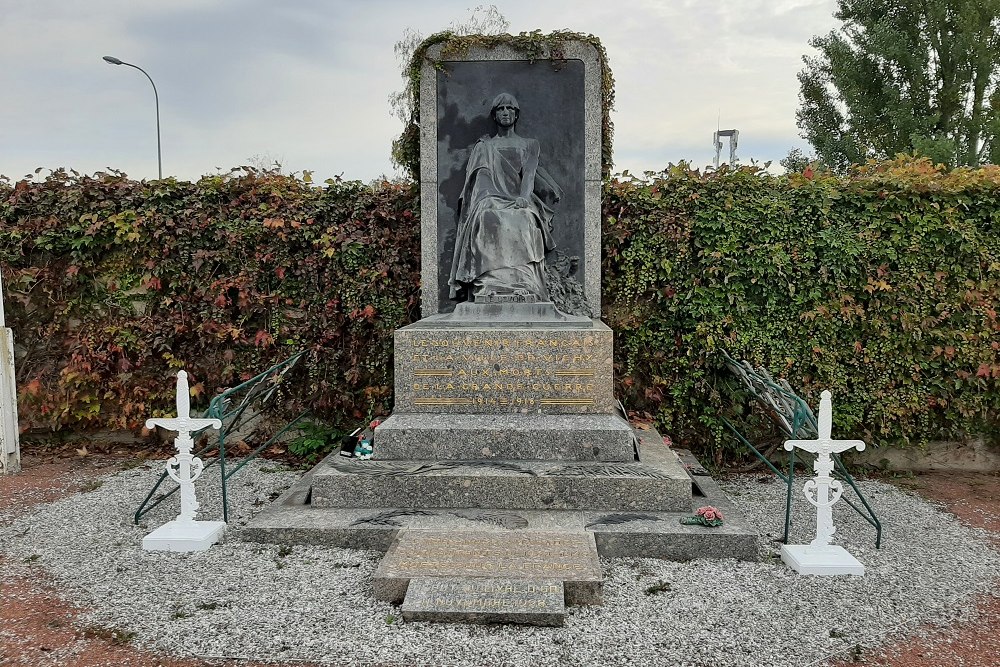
[374, 530, 602, 606]
[401, 577, 566, 626]
[373, 413, 636, 462]
[421, 302, 591, 328]
[310, 455, 690, 512]
[239, 434, 761, 564]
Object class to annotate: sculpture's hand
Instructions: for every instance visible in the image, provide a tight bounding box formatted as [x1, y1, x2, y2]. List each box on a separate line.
[514, 196, 529, 209]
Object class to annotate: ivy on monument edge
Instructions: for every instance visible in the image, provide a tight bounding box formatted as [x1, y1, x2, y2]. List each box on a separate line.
[391, 30, 616, 181]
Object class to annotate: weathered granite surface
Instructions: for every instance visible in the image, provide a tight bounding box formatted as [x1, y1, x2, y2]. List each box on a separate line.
[394, 321, 615, 415]
[401, 577, 566, 626]
[374, 530, 602, 605]
[309, 456, 691, 512]
[373, 413, 635, 462]
[238, 433, 761, 563]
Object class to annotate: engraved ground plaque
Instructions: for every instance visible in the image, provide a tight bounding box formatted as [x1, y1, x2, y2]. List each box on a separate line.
[401, 577, 565, 626]
[373, 530, 602, 605]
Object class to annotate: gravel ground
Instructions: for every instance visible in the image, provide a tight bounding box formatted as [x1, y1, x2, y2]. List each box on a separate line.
[1, 460, 998, 667]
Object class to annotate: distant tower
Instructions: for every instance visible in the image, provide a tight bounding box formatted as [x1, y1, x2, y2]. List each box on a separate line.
[713, 129, 739, 168]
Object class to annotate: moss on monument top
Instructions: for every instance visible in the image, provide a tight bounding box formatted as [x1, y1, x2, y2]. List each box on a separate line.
[391, 31, 615, 181]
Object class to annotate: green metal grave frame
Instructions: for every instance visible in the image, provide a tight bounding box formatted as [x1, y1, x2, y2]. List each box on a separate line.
[134, 350, 307, 525]
[719, 350, 882, 548]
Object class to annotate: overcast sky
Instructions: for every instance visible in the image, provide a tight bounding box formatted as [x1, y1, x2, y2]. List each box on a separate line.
[0, 0, 840, 183]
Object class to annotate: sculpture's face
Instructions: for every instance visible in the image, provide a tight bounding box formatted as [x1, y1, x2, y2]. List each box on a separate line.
[494, 104, 517, 127]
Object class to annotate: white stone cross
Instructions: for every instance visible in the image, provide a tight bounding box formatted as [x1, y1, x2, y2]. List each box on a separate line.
[780, 390, 867, 575]
[0, 269, 20, 475]
[142, 371, 225, 552]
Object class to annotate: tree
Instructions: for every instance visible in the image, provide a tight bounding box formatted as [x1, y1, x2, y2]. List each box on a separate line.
[797, 0, 1000, 170]
[780, 148, 813, 174]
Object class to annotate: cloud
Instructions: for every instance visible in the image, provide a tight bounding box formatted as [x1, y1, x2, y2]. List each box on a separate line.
[0, 0, 840, 181]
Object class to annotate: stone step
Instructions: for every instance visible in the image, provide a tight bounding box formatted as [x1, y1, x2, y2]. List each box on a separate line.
[373, 413, 636, 462]
[239, 503, 759, 562]
[238, 443, 759, 563]
[309, 454, 690, 511]
[401, 577, 567, 626]
[239, 437, 761, 565]
[374, 530, 602, 607]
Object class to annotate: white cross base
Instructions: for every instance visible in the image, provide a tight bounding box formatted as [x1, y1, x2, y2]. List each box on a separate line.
[142, 519, 226, 552]
[780, 544, 864, 576]
[779, 390, 866, 576]
[142, 370, 226, 553]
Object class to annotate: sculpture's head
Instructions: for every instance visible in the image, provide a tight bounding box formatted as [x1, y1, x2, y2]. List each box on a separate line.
[490, 92, 519, 128]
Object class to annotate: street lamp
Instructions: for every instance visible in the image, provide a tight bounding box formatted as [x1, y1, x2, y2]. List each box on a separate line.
[103, 55, 162, 179]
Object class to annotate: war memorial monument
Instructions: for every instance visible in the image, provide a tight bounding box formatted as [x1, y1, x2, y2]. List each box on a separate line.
[245, 37, 758, 625]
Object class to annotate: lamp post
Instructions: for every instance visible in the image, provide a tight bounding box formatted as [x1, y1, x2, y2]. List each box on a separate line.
[103, 55, 162, 179]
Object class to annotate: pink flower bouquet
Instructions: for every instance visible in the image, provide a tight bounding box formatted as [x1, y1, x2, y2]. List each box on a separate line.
[679, 505, 725, 527]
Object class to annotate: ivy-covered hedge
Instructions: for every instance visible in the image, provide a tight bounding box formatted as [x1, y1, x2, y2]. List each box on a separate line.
[605, 159, 1000, 456]
[1, 158, 998, 456]
[0, 169, 420, 431]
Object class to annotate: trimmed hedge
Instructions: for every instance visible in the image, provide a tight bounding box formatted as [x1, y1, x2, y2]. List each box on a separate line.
[605, 159, 1000, 457]
[1, 158, 998, 456]
[0, 169, 420, 431]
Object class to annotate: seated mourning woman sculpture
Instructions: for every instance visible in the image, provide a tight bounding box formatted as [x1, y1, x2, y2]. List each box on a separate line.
[448, 92, 563, 304]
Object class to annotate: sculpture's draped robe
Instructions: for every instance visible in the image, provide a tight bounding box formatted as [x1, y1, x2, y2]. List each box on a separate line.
[449, 137, 563, 300]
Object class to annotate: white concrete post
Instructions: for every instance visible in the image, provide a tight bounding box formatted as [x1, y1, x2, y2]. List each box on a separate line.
[781, 391, 867, 575]
[0, 268, 20, 475]
[142, 370, 225, 552]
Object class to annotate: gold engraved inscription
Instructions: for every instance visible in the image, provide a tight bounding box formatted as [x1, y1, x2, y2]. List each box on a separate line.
[411, 337, 593, 349]
[405, 333, 606, 409]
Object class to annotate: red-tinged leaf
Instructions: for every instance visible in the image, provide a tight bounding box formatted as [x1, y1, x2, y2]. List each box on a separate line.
[275, 266, 286, 279]
[976, 364, 991, 378]
[254, 330, 274, 348]
[66, 265, 79, 277]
